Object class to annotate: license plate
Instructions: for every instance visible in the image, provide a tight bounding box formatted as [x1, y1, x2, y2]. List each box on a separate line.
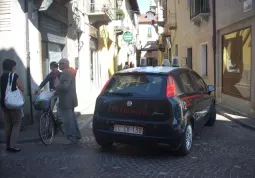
[114, 124, 143, 135]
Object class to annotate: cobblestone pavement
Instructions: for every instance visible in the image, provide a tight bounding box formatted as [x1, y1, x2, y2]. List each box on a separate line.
[1, 114, 255, 178]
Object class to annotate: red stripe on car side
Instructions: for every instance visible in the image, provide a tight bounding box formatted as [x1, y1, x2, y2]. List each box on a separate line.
[181, 94, 207, 107]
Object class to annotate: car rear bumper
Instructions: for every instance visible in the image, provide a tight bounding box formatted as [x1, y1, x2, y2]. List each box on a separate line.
[93, 115, 184, 147]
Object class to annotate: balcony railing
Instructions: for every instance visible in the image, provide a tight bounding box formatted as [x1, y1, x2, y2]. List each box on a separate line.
[111, 9, 125, 21]
[87, 1, 113, 18]
[190, 0, 210, 20]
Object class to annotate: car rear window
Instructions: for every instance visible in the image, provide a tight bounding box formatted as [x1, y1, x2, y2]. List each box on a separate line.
[103, 74, 166, 97]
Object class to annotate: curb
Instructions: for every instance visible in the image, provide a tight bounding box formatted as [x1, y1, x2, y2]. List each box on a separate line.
[0, 112, 83, 144]
[216, 108, 255, 131]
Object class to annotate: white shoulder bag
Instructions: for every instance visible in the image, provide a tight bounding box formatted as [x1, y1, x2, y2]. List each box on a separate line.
[5, 72, 24, 109]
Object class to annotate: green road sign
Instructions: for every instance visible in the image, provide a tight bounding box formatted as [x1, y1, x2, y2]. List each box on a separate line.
[123, 31, 133, 43]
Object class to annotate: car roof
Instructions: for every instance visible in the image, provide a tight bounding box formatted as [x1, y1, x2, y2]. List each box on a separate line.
[117, 66, 184, 74]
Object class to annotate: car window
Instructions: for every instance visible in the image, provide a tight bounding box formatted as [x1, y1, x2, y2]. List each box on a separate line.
[189, 72, 207, 92]
[103, 74, 165, 97]
[179, 72, 196, 93]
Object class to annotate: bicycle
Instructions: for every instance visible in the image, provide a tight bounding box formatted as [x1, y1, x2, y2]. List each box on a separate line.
[33, 90, 65, 146]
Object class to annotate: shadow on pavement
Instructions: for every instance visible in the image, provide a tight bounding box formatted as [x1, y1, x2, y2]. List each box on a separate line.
[99, 143, 180, 158]
[0, 113, 93, 144]
[94, 117, 255, 158]
[216, 104, 255, 131]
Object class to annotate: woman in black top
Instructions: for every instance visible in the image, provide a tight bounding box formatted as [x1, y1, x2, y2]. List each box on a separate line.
[1, 59, 24, 152]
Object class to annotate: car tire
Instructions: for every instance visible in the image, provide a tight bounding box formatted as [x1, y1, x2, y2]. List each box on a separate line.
[205, 104, 216, 126]
[176, 122, 193, 156]
[95, 137, 113, 148]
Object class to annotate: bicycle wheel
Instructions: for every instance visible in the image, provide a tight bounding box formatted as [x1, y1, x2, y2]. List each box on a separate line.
[38, 112, 54, 146]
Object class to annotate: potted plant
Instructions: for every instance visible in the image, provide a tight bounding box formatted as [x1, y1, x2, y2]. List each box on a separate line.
[116, 9, 125, 20]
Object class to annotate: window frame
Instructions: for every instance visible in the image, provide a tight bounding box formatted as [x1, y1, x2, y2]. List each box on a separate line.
[174, 70, 197, 95]
[189, 71, 208, 93]
[147, 12, 154, 19]
[103, 73, 167, 98]
[147, 26, 152, 38]
[221, 26, 252, 100]
[190, 0, 210, 20]
[175, 44, 178, 56]
[200, 43, 208, 77]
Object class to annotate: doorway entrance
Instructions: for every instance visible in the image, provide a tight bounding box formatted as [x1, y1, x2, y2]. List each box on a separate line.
[187, 48, 192, 69]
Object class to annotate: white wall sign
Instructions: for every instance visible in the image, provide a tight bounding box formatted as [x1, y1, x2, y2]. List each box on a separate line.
[38, 0, 53, 11]
[244, 0, 252, 12]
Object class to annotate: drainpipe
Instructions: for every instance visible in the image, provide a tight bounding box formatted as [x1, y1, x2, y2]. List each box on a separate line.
[25, 0, 34, 124]
[212, 0, 216, 89]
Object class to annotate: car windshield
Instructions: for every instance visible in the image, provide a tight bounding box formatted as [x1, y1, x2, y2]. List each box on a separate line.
[103, 74, 165, 97]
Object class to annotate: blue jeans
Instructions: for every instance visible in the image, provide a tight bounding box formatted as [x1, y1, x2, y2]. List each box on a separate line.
[59, 108, 81, 141]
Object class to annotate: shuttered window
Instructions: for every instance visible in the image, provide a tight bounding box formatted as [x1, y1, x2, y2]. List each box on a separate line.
[40, 15, 67, 44]
[0, 0, 11, 31]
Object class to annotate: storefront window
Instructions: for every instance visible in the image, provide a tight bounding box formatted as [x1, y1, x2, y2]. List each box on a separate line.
[222, 27, 251, 100]
[42, 42, 64, 80]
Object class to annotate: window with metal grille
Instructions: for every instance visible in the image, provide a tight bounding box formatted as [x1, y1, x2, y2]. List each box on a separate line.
[190, 0, 210, 19]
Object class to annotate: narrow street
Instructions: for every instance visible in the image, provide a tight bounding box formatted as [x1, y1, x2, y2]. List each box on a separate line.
[1, 114, 255, 178]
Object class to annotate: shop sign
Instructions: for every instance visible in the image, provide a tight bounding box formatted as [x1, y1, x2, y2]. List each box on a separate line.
[37, 0, 53, 11]
[123, 31, 133, 43]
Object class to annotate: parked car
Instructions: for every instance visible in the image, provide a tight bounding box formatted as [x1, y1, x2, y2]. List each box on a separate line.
[92, 66, 216, 156]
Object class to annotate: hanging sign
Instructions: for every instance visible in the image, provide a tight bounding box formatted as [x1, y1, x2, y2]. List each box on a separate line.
[123, 31, 133, 43]
[37, 0, 53, 11]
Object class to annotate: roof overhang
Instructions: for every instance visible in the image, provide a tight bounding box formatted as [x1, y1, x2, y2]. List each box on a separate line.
[54, 0, 71, 4]
[129, 0, 140, 14]
[140, 48, 158, 51]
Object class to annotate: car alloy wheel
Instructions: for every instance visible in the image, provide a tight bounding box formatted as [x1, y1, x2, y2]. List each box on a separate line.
[185, 124, 192, 151]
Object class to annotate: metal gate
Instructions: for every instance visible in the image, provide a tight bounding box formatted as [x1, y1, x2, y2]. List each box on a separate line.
[39, 2, 68, 44]
[39, 15, 67, 44]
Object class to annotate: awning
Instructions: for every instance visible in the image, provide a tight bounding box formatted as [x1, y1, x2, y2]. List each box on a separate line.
[140, 41, 158, 51]
[129, 0, 140, 14]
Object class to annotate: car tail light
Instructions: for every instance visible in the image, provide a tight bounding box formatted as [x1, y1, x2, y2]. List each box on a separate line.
[100, 76, 113, 95]
[166, 75, 176, 98]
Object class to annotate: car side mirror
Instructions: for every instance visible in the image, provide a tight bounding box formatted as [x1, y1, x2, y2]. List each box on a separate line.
[208, 85, 215, 92]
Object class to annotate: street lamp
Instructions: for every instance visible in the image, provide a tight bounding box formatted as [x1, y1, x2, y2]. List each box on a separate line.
[117, 0, 123, 8]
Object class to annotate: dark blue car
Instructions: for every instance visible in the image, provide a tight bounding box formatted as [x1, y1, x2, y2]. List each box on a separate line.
[92, 66, 216, 156]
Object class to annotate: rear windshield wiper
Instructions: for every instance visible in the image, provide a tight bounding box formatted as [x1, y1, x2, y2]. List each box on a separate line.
[104, 92, 133, 96]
